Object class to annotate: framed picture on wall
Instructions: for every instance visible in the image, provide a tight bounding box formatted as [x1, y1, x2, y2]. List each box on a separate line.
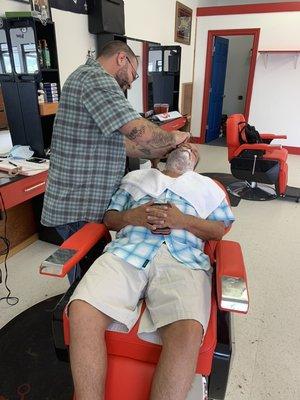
[174, 1, 193, 46]
[30, 0, 52, 21]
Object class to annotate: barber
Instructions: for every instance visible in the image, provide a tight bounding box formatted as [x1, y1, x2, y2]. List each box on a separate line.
[41, 40, 189, 283]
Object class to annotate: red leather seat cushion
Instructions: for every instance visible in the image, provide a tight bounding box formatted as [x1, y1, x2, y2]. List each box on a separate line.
[105, 296, 217, 376]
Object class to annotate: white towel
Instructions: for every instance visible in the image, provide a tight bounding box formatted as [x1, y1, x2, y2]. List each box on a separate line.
[120, 169, 225, 219]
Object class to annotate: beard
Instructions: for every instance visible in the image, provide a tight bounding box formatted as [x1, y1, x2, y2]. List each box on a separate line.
[165, 149, 194, 174]
[115, 65, 130, 92]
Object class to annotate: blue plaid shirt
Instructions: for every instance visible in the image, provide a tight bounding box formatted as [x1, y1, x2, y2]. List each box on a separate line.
[105, 188, 234, 271]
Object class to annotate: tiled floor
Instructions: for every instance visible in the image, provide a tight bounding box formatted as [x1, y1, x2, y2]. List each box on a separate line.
[0, 143, 300, 399]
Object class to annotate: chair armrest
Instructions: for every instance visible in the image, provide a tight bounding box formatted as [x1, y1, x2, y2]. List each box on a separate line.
[260, 133, 287, 140]
[215, 240, 249, 314]
[40, 222, 111, 278]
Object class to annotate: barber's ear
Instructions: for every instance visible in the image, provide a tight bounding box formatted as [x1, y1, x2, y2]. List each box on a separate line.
[116, 51, 127, 67]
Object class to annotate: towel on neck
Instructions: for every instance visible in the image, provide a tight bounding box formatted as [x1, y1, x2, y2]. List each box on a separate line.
[120, 169, 226, 218]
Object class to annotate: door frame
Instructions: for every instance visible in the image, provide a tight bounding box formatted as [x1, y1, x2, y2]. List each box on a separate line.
[199, 28, 260, 143]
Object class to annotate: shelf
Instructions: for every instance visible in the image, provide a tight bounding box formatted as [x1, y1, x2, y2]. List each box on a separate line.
[258, 50, 300, 69]
[40, 68, 58, 72]
[39, 102, 58, 116]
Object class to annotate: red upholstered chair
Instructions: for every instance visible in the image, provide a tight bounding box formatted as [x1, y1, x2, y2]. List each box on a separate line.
[41, 210, 248, 399]
[226, 114, 288, 200]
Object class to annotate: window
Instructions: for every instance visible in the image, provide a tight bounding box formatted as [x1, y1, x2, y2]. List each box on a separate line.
[0, 43, 12, 74]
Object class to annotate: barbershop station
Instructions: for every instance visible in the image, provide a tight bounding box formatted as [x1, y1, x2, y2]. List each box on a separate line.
[0, 1, 299, 399]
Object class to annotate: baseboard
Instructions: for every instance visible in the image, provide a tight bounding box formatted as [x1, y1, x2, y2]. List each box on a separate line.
[283, 146, 300, 155]
[190, 136, 201, 144]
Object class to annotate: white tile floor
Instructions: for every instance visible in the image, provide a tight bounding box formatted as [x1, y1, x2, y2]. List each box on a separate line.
[1, 143, 300, 399]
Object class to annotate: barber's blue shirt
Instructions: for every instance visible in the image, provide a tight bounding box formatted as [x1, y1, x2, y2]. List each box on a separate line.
[105, 189, 234, 271]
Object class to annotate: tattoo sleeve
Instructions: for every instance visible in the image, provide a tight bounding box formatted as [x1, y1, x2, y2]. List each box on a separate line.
[126, 120, 176, 149]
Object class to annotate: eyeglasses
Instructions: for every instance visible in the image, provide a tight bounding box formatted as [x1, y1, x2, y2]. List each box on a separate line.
[126, 56, 139, 82]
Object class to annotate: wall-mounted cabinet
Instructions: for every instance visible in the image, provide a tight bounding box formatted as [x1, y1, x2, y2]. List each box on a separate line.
[0, 17, 60, 156]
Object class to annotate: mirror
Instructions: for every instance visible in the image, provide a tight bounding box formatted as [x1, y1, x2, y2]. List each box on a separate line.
[163, 49, 180, 73]
[9, 27, 38, 74]
[148, 49, 162, 72]
[0, 29, 12, 74]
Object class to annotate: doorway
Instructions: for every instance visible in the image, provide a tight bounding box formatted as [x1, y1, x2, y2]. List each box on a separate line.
[200, 29, 260, 144]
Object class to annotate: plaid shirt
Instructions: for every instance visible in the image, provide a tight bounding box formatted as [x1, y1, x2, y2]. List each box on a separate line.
[105, 188, 235, 271]
[41, 58, 140, 226]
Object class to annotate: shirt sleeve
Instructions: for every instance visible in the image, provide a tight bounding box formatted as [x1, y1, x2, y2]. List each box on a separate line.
[106, 189, 132, 212]
[206, 199, 235, 227]
[82, 72, 141, 136]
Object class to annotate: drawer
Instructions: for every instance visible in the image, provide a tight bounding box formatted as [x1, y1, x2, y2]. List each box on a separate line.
[0, 171, 48, 210]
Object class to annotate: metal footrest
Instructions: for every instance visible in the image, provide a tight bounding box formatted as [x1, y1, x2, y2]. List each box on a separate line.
[227, 181, 277, 201]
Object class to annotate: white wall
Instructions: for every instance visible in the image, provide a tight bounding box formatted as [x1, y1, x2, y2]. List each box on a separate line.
[1, 0, 201, 103]
[125, 0, 200, 97]
[191, 12, 300, 147]
[222, 35, 253, 116]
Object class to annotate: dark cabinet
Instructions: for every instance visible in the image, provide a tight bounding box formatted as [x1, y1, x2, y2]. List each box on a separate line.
[0, 17, 60, 156]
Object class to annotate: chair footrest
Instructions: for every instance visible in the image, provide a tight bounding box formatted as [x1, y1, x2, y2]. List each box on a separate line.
[231, 157, 279, 184]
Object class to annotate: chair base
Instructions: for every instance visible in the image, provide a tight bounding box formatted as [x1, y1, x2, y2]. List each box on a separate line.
[227, 181, 277, 201]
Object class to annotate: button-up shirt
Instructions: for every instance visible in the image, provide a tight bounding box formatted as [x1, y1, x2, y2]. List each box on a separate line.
[105, 188, 235, 271]
[41, 58, 140, 227]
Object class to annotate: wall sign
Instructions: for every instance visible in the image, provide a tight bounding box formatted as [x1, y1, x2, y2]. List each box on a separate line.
[174, 1, 193, 46]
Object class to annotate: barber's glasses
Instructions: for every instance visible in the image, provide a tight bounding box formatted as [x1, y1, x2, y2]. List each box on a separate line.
[126, 56, 139, 81]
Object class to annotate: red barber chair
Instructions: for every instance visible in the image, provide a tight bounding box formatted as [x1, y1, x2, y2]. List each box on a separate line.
[226, 114, 288, 201]
[41, 187, 248, 400]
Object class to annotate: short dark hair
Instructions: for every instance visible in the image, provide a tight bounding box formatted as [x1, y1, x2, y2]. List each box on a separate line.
[99, 40, 137, 63]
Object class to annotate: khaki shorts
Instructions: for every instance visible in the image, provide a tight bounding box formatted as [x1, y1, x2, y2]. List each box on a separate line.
[69, 245, 212, 344]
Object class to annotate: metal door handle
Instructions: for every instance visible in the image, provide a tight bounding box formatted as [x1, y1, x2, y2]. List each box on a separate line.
[24, 181, 45, 192]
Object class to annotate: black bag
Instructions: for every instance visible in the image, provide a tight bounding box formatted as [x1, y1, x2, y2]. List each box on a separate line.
[238, 121, 262, 144]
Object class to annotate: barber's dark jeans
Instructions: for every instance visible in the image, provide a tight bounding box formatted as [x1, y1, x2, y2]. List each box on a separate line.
[55, 221, 86, 284]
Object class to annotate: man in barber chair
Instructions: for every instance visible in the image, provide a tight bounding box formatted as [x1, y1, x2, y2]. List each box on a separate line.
[68, 144, 234, 400]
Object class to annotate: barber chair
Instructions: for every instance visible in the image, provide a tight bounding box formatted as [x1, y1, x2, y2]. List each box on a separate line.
[226, 114, 288, 201]
[41, 200, 249, 400]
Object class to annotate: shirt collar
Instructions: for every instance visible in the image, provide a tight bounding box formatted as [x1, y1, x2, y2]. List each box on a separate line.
[85, 57, 102, 69]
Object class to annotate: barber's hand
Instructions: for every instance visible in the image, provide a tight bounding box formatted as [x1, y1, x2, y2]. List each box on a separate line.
[173, 130, 190, 147]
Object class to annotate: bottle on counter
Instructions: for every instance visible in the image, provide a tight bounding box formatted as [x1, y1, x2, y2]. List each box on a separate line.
[37, 82, 46, 104]
[42, 39, 51, 69]
[37, 40, 44, 69]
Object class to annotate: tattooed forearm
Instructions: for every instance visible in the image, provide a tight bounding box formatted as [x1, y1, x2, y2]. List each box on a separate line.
[123, 118, 185, 158]
[127, 121, 175, 148]
[127, 125, 146, 140]
[151, 126, 176, 148]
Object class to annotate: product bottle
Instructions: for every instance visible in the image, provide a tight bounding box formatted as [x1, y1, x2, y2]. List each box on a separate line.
[37, 83, 46, 104]
[42, 40, 51, 69]
[37, 40, 44, 69]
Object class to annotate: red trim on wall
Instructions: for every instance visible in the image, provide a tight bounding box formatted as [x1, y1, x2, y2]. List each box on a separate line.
[199, 29, 260, 143]
[197, 2, 300, 17]
[284, 146, 300, 155]
[190, 136, 201, 144]
[142, 41, 149, 113]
